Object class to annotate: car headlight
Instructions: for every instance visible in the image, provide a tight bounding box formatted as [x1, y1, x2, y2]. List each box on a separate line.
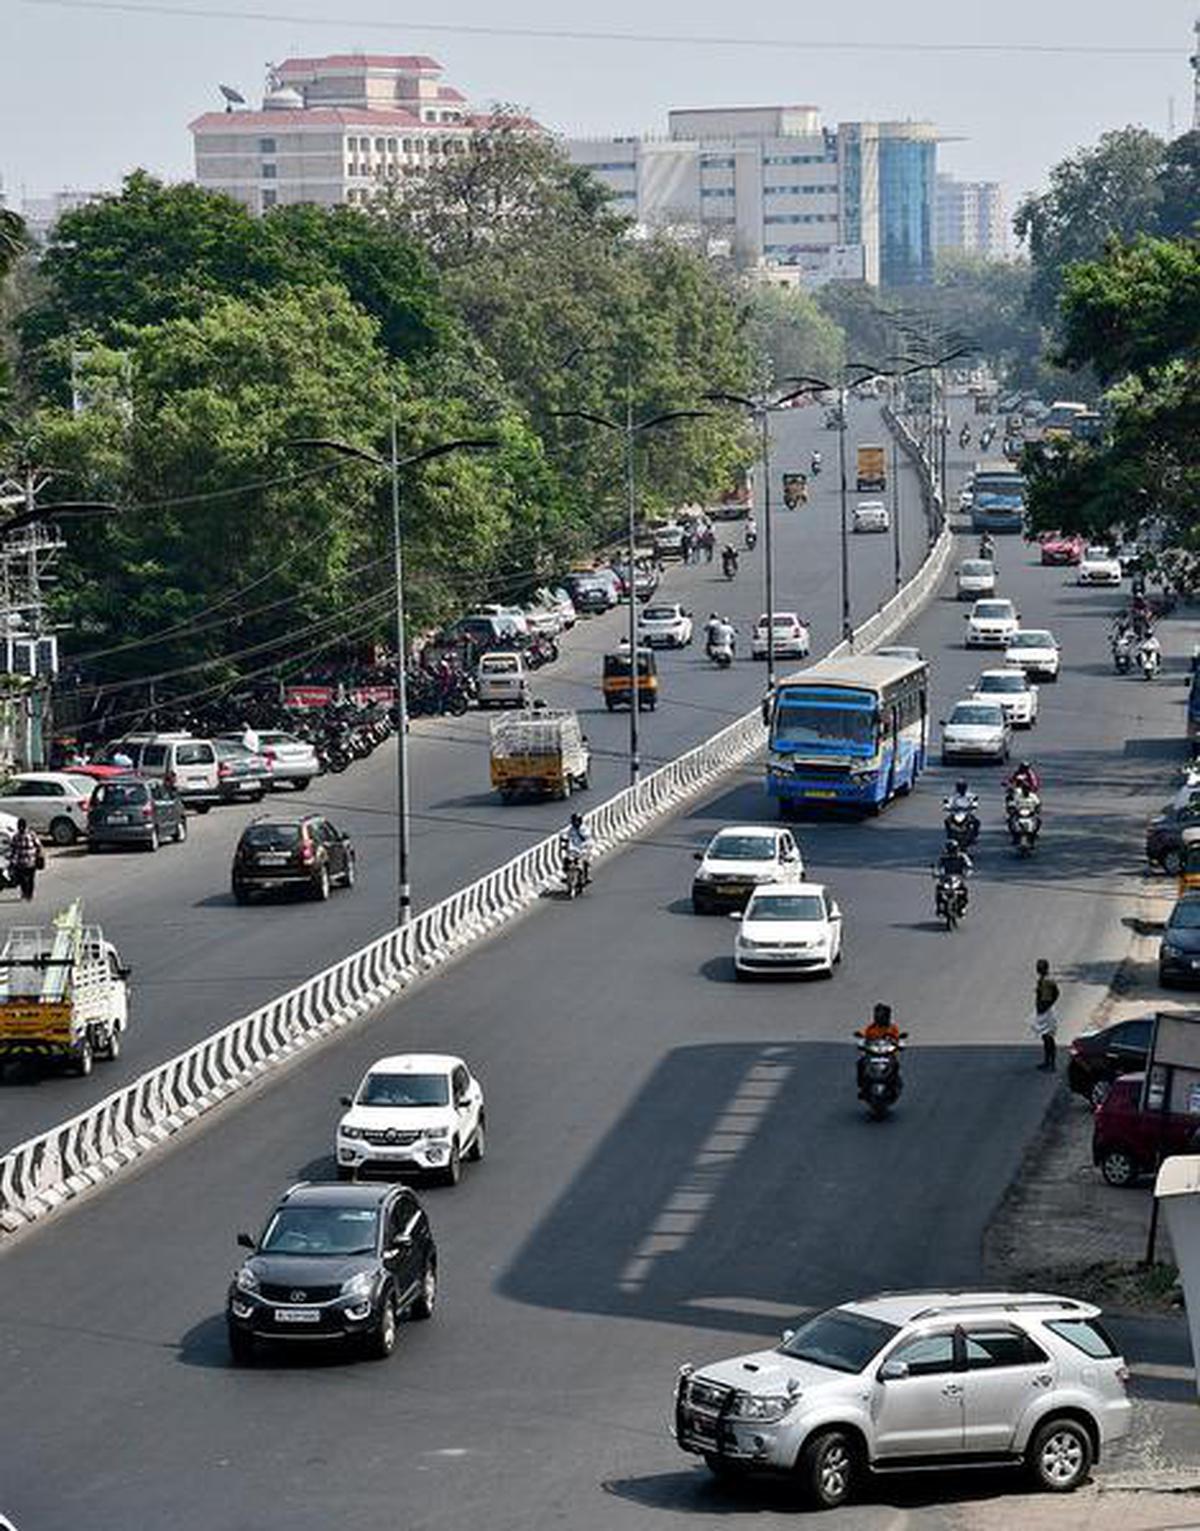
[424, 1126, 450, 1140]
[731, 1392, 794, 1423]
[738, 936, 761, 949]
[694, 869, 717, 883]
[1162, 942, 1183, 958]
[341, 1270, 374, 1297]
[340, 1125, 363, 1140]
[235, 1265, 259, 1293]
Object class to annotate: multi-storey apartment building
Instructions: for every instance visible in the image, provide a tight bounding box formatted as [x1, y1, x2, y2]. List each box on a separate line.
[191, 53, 486, 214]
[566, 107, 938, 288]
[935, 174, 1007, 260]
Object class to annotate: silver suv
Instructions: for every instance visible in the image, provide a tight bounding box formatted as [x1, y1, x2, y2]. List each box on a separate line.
[673, 1290, 1131, 1509]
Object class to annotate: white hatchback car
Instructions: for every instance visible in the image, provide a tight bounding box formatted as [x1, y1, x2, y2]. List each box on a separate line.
[692, 824, 804, 913]
[972, 669, 1039, 728]
[940, 699, 1011, 764]
[956, 558, 996, 600]
[1078, 546, 1122, 586]
[1005, 628, 1062, 681]
[734, 882, 843, 977]
[853, 500, 890, 533]
[336, 1053, 485, 1186]
[965, 598, 1020, 647]
[752, 612, 810, 660]
[637, 602, 693, 648]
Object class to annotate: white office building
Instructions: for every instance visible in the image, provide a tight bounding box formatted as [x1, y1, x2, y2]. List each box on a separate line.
[191, 53, 492, 215]
[566, 107, 938, 288]
[935, 174, 1007, 260]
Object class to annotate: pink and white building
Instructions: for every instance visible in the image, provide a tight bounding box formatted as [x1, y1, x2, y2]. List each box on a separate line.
[190, 54, 486, 214]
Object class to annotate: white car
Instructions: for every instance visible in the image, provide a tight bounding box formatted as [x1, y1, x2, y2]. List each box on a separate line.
[956, 558, 996, 600]
[752, 612, 810, 660]
[734, 882, 843, 977]
[336, 1052, 485, 1186]
[1078, 546, 1122, 586]
[0, 771, 96, 845]
[958, 485, 975, 510]
[475, 651, 529, 708]
[852, 500, 890, 533]
[222, 730, 319, 790]
[652, 522, 687, 560]
[965, 598, 1020, 647]
[1006, 628, 1062, 681]
[692, 824, 804, 913]
[941, 699, 1011, 764]
[972, 668, 1039, 728]
[637, 602, 693, 648]
[535, 586, 577, 629]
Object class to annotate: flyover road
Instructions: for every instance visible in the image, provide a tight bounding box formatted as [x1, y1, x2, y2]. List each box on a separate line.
[0, 397, 939, 1152]
[2, 509, 1191, 1530]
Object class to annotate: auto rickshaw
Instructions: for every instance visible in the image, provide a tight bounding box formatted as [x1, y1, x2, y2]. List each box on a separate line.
[1178, 826, 1200, 896]
[602, 647, 659, 711]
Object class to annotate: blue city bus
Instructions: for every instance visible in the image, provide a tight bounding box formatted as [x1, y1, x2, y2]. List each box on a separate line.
[766, 654, 930, 815]
[970, 459, 1027, 534]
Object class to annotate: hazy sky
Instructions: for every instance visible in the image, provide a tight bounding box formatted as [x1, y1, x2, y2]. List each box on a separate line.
[2, 0, 1196, 223]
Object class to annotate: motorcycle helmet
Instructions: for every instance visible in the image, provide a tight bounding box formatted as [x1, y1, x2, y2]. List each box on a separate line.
[955, 779, 968, 795]
[569, 812, 583, 829]
[872, 1002, 892, 1027]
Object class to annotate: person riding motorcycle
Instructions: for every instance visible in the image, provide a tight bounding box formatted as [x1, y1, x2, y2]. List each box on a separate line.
[744, 515, 758, 549]
[721, 544, 739, 577]
[1138, 630, 1162, 676]
[944, 779, 979, 837]
[562, 811, 593, 883]
[979, 532, 995, 560]
[709, 616, 736, 660]
[937, 839, 973, 882]
[1006, 760, 1042, 797]
[704, 612, 722, 651]
[855, 1002, 901, 1095]
[810, 451, 822, 474]
[1006, 779, 1042, 835]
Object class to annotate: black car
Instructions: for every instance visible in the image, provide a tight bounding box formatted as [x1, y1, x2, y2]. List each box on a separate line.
[1159, 895, 1200, 987]
[232, 815, 355, 903]
[226, 1182, 436, 1363]
[87, 778, 187, 852]
[1067, 1015, 1154, 1106]
[1145, 793, 1200, 873]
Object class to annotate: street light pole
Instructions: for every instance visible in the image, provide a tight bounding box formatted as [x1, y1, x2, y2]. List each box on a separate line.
[759, 406, 777, 691]
[891, 433, 902, 591]
[388, 411, 413, 926]
[624, 377, 640, 783]
[837, 381, 852, 644]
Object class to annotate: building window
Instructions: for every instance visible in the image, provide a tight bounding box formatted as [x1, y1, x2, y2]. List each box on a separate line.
[387, 137, 397, 152]
[591, 161, 636, 172]
[700, 187, 736, 199]
[262, 189, 277, 208]
[258, 137, 276, 154]
[375, 137, 384, 152]
[700, 155, 736, 169]
[402, 139, 412, 153]
[261, 163, 277, 179]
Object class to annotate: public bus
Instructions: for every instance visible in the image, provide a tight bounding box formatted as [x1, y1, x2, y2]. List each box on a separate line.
[970, 459, 1027, 534]
[765, 653, 930, 816]
[1041, 400, 1089, 440]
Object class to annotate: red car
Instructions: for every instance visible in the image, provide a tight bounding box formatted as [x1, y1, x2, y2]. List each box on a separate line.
[1092, 1073, 1200, 1186]
[1039, 531, 1086, 566]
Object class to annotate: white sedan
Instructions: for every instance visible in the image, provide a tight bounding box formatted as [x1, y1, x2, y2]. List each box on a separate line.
[1078, 546, 1122, 586]
[852, 500, 890, 533]
[637, 602, 693, 648]
[336, 1052, 485, 1186]
[972, 668, 1039, 728]
[940, 699, 1012, 764]
[692, 824, 804, 913]
[733, 882, 843, 977]
[964, 598, 1020, 647]
[751, 612, 810, 660]
[1005, 628, 1061, 681]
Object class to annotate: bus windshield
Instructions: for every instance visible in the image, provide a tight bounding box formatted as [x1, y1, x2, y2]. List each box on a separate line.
[773, 696, 876, 752]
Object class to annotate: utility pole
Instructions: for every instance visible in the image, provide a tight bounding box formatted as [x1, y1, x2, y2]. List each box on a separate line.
[0, 460, 66, 770]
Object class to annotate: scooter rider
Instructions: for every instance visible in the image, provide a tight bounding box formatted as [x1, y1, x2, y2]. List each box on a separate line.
[563, 811, 593, 883]
[744, 514, 758, 548]
[856, 1002, 901, 1094]
[721, 544, 739, 577]
[1138, 629, 1162, 676]
[979, 532, 995, 560]
[944, 778, 980, 836]
[810, 450, 822, 474]
[937, 838, 973, 882]
[704, 611, 723, 653]
[709, 615, 736, 660]
[1007, 778, 1042, 834]
[1006, 760, 1042, 798]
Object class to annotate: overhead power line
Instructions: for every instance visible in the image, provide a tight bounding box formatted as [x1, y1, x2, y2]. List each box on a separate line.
[13, 0, 1181, 57]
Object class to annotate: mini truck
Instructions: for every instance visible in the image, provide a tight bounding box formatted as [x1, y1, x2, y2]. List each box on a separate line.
[855, 443, 887, 493]
[489, 708, 591, 802]
[0, 901, 130, 1077]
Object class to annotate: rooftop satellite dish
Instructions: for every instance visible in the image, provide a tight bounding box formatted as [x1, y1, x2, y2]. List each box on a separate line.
[219, 83, 246, 112]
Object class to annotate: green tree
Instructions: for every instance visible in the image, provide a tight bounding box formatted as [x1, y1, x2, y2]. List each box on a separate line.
[747, 284, 845, 388]
[1013, 127, 1166, 323]
[1155, 131, 1200, 239]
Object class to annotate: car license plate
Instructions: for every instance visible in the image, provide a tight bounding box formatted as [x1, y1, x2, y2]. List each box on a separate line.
[258, 852, 289, 865]
[274, 1307, 320, 1323]
[108, 813, 131, 824]
[805, 789, 837, 799]
[717, 884, 744, 896]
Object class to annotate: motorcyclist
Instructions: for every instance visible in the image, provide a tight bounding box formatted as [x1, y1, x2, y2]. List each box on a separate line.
[1006, 778, 1042, 834]
[936, 839, 973, 882]
[1138, 629, 1162, 675]
[1006, 761, 1042, 797]
[562, 811, 593, 882]
[855, 1002, 901, 1094]
[744, 515, 758, 548]
[704, 612, 723, 652]
[943, 779, 979, 838]
[709, 616, 736, 659]
[979, 532, 995, 560]
[810, 450, 822, 474]
[721, 544, 739, 577]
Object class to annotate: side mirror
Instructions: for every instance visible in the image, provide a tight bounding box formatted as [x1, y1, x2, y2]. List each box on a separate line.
[781, 1329, 795, 1344]
[830, 904, 842, 921]
[340, 1095, 353, 1108]
[236, 1232, 255, 1250]
[879, 1360, 910, 1382]
[728, 910, 742, 921]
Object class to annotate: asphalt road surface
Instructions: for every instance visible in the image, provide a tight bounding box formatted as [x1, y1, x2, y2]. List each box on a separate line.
[1, 444, 1194, 1531]
[0, 397, 937, 1152]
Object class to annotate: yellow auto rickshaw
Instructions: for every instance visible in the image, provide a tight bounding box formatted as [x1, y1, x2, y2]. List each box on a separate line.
[602, 647, 659, 711]
[1178, 826, 1200, 896]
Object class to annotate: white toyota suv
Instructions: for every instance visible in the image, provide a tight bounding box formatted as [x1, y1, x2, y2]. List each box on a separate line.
[674, 1290, 1131, 1510]
[336, 1053, 485, 1186]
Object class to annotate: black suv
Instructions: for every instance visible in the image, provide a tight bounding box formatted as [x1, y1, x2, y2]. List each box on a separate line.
[1067, 1015, 1153, 1106]
[232, 815, 355, 903]
[226, 1181, 436, 1363]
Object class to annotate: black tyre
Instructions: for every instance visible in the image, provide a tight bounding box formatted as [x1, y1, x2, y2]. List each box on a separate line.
[145, 827, 159, 853]
[410, 1260, 437, 1320]
[1026, 1417, 1093, 1493]
[441, 1143, 462, 1187]
[342, 855, 356, 890]
[292, 778, 310, 792]
[227, 1325, 256, 1366]
[703, 1454, 747, 1482]
[692, 897, 711, 916]
[447, 694, 468, 717]
[366, 1292, 397, 1359]
[72, 1037, 94, 1077]
[49, 817, 77, 846]
[796, 1429, 859, 1510]
[174, 815, 188, 843]
[335, 1164, 355, 1182]
[1100, 1148, 1138, 1187]
[232, 882, 250, 905]
[1160, 849, 1182, 876]
[99, 1025, 121, 1062]
[312, 864, 331, 902]
[467, 1116, 486, 1162]
[1088, 1078, 1112, 1109]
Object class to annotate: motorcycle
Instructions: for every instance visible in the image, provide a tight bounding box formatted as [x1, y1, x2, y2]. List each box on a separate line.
[934, 870, 969, 931]
[857, 1034, 906, 1120]
[721, 548, 739, 580]
[1007, 802, 1040, 857]
[744, 526, 758, 551]
[978, 536, 995, 560]
[559, 834, 588, 899]
[1111, 632, 1134, 674]
[943, 804, 979, 849]
[709, 636, 735, 670]
[1139, 644, 1162, 681]
[810, 459, 822, 477]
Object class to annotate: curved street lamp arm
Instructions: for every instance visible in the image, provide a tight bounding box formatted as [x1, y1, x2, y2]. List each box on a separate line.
[635, 409, 712, 433]
[287, 436, 387, 470]
[2, 500, 121, 535]
[398, 437, 500, 470]
[548, 408, 620, 432]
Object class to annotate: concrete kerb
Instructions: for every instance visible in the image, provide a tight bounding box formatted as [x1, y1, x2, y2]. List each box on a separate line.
[0, 439, 951, 1241]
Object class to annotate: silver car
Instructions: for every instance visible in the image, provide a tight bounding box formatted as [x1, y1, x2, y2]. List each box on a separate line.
[226, 732, 320, 791]
[674, 1290, 1132, 1509]
[940, 699, 1011, 764]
